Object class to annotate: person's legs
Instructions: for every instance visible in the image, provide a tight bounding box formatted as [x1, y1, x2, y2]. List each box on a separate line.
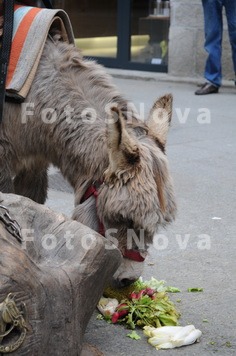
[224, 0, 236, 82]
[202, 0, 223, 87]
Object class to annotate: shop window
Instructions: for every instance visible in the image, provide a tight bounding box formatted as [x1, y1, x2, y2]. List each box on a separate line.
[50, 0, 170, 72]
[131, 0, 170, 65]
[59, 0, 118, 58]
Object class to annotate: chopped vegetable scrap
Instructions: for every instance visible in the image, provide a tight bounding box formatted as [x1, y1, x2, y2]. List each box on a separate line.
[143, 325, 202, 349]
[98, 277, 180, 329]
[126, 331, 141, 340]
[167, 286, 181, 293]
[97, 297, 119, 320]
[187, 288, 203, 292]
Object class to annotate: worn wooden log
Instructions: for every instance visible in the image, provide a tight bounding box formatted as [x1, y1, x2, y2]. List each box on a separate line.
[0, 192, 121, 355]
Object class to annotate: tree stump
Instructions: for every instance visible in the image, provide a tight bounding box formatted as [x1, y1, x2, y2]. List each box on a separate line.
[0, 193, 121, 355]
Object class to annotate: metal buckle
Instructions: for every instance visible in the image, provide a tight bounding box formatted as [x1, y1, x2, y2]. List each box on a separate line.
[0, 205, 23, 243]
[0, 293, 28, 353]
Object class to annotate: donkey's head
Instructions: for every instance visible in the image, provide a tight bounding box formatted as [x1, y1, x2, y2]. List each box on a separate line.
[97, 94, 177, 287]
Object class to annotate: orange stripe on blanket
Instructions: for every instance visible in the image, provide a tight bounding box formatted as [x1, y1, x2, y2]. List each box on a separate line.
[6, 7, 42, 87]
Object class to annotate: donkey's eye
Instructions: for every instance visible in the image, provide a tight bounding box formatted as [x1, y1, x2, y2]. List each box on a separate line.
[133, 126, 147, 137]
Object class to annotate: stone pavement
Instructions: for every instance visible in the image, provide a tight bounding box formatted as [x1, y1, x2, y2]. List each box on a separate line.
[46, 73, 236, 356]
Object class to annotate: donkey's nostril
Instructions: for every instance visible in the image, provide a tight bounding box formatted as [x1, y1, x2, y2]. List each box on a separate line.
[119, 278, 136, 288]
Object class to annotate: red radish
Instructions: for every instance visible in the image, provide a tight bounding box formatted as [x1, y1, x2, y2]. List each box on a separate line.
[111, 312, 120, 323]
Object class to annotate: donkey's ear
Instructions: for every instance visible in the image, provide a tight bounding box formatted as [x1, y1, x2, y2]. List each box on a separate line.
[146, 94, 173, 146]
[107, 107, 140, 168]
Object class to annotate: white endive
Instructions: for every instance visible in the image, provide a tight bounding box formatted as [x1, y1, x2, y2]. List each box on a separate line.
[143, 325, 202, 350]
[97, 297, 119, 317]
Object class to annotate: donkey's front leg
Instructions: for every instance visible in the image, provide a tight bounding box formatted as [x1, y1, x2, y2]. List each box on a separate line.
[0, 166, 14, 193]
[0, 147, 14, 193]
[14, 163, 48, 204]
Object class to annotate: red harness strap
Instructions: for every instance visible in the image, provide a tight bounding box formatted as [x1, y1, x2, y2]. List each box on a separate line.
[81, 182, 145, 262]
[81, 185, 98, 202]
[123, 249, 145, 262]
[81, 182, 105, 236]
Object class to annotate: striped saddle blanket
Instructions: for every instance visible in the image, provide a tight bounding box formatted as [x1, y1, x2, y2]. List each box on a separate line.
[4, 4, 74, 102]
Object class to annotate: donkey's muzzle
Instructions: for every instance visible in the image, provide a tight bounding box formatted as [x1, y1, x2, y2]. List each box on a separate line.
[116, 278, 137, 288]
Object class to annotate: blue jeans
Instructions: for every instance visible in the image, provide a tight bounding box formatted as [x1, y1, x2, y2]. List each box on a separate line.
[202, 0, 236, 86]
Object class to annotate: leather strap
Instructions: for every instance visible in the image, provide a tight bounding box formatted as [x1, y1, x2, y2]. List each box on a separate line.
[123, 248, 145, 262]
[0, 0, 14, 124]
[81, 181, 105, 236]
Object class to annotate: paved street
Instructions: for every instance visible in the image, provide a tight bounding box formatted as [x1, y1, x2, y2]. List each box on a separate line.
[46, 76, 236, 355]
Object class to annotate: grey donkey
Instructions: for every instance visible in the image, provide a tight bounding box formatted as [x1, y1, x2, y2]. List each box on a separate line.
[0, 37, 177, 287]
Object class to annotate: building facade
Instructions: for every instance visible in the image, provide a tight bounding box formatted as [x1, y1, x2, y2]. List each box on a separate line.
[53, 0, 234, 81]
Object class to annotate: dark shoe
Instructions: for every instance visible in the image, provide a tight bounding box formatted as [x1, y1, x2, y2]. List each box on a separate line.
[195, 82, 219, 95]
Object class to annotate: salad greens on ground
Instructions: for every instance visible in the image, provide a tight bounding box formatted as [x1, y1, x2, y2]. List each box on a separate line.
[99, 277, 181, 329]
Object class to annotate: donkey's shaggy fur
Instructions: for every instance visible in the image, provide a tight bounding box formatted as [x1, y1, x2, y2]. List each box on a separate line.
[1, 37, 176, 285]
